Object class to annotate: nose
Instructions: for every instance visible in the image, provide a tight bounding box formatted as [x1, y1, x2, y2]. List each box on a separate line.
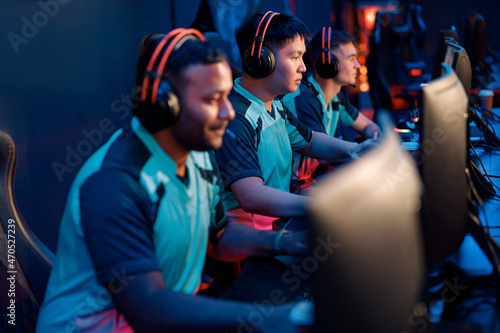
[219, 97, 235, 121]
[298, 57, 307, 73]
[354, 58, 361, 69]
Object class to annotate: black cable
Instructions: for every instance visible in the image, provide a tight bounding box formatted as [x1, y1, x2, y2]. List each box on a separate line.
[469, 104, 500, 148]
[468, 212, 500, 276]
[470, 143, 500, 197]
[466, 168, 500, 276]
[474, 142, 500, 150]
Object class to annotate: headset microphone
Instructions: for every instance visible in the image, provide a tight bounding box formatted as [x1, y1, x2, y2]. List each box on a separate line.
[349, 84, 356, 88]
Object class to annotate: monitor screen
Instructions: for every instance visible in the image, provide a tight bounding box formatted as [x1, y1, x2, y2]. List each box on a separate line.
[418, 63, 470, 266]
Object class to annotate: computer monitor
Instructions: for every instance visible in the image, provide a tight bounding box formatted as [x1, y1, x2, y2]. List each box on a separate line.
[431, 26, 460, 79]
[418, 63, 470, 266]
[443, 41, 472, 97]
[443, 41, 500, 158]
[463, 11, 490, 77]
[464, 10, 478, 60]
[308, 116, 425, 332]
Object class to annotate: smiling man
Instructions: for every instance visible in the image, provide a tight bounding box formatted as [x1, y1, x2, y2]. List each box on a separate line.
[215, 12, 379, 231]
[36, 30, 309, 333]
[282, 28, 382, 192]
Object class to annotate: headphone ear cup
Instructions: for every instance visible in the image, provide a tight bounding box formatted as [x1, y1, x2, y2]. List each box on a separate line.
[155, 80, 181, 128]
[315, 53, 340, 79]
[242, 45, 276, 79]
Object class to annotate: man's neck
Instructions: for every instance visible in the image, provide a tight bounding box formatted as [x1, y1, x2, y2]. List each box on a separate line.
[239, 76, 276, 111]
[315, 73, 341, 108]
[152, 130, 189, 177]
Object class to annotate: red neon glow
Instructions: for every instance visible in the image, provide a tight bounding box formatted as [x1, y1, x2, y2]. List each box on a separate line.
[409, 68, 423, 77]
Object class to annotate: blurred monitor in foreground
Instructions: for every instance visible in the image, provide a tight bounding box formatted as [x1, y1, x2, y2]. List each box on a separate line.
[308, 115, 425, 332]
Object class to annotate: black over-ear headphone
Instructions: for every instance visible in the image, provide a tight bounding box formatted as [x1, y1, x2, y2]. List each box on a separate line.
[140, 28, 206, 128]
[242, 11, 280, 79]
[315, 27, 340, 79]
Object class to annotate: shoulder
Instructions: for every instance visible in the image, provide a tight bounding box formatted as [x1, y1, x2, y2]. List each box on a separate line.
[336, 91, 348, 105]
[190, 151, 219, 183]
[229, 89, 252, 116]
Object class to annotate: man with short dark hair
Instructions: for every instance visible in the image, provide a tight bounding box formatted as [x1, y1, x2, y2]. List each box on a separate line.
[215, 12, 378, 230]
[37, 29, 307, 333]
[283, 28, 382, 192]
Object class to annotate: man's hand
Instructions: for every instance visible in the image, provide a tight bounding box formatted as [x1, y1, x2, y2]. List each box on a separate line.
[351, 138, 380, 159]
[280, 230, 310, 257]
[363, 123, 383, 139]
[259, 302, 301, 333]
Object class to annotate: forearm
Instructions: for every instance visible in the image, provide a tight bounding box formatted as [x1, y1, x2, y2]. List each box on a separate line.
[138, 289, 264, 332]
[232, 177, 311, 218]
[350, 113, 382, 139]
[215, 219, 310, 262]
[215, 219, 276, 261]
[302, 131, 358, 162]
[114, 271, 294, 333]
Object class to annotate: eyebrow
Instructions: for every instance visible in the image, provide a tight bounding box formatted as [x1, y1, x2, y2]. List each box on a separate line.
[290, 49, 305, 56]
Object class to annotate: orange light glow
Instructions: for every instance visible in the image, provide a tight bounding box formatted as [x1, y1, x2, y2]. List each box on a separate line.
[359, 66, 368, 75]
[357, 54, 366, 65]
[409, 68, 422, 77]
[363, 8, 378, 31]
[360, 82, 370, 92]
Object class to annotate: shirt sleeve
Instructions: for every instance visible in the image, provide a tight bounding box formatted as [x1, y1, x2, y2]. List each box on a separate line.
[208, 151, 228, 247]
[80, 170, 160, 286]
[214, 112, 263, 190]
[278, 99, 312, 151]
[337, 92, 359, 127]
[294, 90, 327, 134]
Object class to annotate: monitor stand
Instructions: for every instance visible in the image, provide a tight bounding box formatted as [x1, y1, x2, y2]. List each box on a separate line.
[466, 212, 500, 279]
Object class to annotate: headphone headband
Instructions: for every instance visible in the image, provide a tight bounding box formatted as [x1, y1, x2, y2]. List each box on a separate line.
[250, 11, 280, 58]
[321, 27, 332, 65]
[316, 27, 339, 79]
[141, 28, 205, 103]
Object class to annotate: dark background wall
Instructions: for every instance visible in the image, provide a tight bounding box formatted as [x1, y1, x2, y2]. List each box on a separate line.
[1, 0, 499, 252]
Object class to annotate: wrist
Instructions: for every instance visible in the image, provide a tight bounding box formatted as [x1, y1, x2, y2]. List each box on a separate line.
[273, 229, 291, 255]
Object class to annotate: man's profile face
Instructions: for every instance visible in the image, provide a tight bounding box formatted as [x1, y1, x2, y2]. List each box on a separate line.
[267, 36, 307, 96]
[172, 61, 235, 151]
[332, 42, 360, 87]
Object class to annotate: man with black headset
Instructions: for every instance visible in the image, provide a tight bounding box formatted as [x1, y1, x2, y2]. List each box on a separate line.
[282, 28, 382, 192]
[214, 12, 379, 231]
[36, 29, 308, 333]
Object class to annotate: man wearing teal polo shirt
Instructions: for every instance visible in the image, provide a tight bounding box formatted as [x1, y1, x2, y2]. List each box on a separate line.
[215, 12, 378, 230]
[37, 30, 308, 333]
[283, 28, 382, 192]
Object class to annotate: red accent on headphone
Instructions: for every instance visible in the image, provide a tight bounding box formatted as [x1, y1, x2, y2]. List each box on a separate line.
[141, 28, 206, 103]
[322, 27, 332, 65]
[250, 11, 280, 59]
